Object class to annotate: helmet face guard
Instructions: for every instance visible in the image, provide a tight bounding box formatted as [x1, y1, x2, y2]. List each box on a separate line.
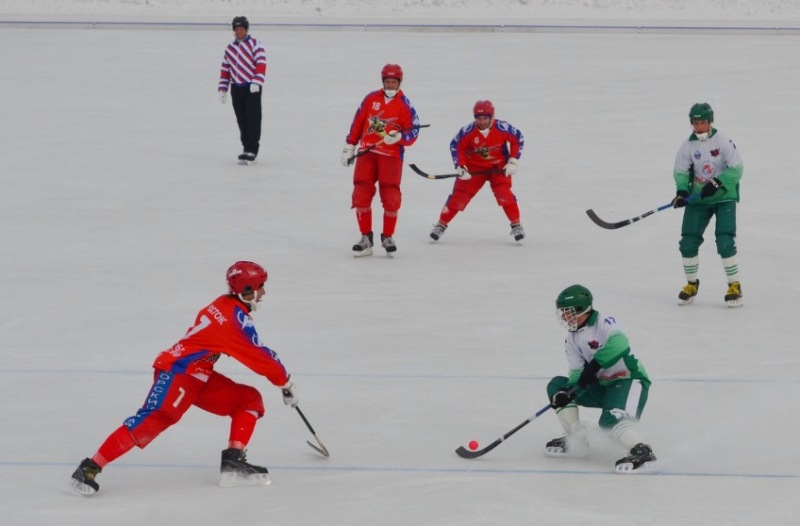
[557, 305, 591, 331]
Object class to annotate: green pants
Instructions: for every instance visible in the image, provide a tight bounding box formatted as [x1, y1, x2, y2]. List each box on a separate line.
[547, 376, 649, 430]
[679, 201, 737, 258]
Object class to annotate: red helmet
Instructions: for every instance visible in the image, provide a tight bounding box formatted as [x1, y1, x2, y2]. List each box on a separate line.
[381, 63, 403, 82]
[473, 100, 495, 119]
[226, 261, 267, 295]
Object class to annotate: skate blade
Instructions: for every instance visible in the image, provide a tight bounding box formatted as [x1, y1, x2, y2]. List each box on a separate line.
[238, 159, 256, 166]
[726, 299, 743, 308]
[353, 248, 373, 258]
[614, 459, 657, 474]
[69, 478, 98, 497]
[544, 446, 589, 458]
[220, 471, 271, 487]
[678, 297, 695, 306]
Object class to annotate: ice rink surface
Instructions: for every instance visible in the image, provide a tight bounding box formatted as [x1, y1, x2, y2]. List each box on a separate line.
[1, 2, 799, 524]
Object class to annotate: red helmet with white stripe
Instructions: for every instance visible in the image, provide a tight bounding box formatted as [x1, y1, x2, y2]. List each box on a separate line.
[381, 64, 403, 82]
[473, 100, 495, 119]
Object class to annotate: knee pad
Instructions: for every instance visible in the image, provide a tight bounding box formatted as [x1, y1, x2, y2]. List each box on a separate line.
[379, 184, 401, 211]
[493, 188, 516, 207]
[715, 234, 737, 258]
[126, 410, 180, 448]
[236, 385, 265, 418]
[352, 182, 376, 209]
[546, 376, 570, 399]
[679, 235, 702, 258]
[447, 191, 472, 212]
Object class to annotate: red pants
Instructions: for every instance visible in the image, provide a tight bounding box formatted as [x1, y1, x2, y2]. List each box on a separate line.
[446, 173, 516, 212]
[351, 152, 403, 212]
[123, 370, 264, 448]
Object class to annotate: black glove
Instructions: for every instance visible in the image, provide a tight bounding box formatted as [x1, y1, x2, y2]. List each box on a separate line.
[550, 389, 574, 409]
[700, 178, 723, 199]
[578, 360, 601, 389]
[671, 190, 689, 208]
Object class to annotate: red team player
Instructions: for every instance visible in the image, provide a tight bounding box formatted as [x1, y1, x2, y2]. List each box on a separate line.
[429, 100, 526, 243]
[341, 63, 420, 257]
[70, 261, 298, 495]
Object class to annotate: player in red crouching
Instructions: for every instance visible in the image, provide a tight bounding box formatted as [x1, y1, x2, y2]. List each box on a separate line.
[70, 261, 298, 495]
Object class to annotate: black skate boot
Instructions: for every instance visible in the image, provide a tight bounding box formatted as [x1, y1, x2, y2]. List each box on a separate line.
[544, 433, 589, 458]
[615, 443, 657, 474]
[70, 457, 102, 496]
[220, 448, 271, 486]
[381, 234, 397, 257]
[352, 231, 374, 257]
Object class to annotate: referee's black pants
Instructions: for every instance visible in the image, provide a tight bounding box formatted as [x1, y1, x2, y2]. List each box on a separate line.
[230, 84, 262, 156]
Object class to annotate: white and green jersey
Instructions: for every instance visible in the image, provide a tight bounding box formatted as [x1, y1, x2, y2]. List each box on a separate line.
[564, 311, 650, 387]
[673, 128, 743, 204]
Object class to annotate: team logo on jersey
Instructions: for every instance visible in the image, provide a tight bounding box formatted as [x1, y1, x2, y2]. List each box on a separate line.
[588, 340, 600, 349]
[710, 148, 720, 157]
[693, 150, 702, 160]
[368, 114, 398, 136]
[472, 142, 500, 160]
[701, 161, 716, 176]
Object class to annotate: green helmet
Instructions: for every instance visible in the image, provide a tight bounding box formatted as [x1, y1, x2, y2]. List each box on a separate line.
[556, 284, 593, 312]
[689, 102, 714, 123]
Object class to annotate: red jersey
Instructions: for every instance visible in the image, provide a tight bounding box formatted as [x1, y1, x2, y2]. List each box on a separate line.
[450, 119, 525, 172]
[152, 295, 289, 386]
[345, 89, 420, 160]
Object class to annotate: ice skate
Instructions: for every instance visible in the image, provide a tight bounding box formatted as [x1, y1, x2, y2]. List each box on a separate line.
[430, 222, 447, 241]
[678, 280, 699, 305]
[510, 223, 525, 242]
[544, 433, 589, 458]
[614, 443, 656, 474]
[725, 281, 743, 308]
[381, 234, 397, 257]
[238, 152, 257, 166]
[220, 448, 271, 487]
[352, 232, 373, 257]
[69, 457, 102, 496]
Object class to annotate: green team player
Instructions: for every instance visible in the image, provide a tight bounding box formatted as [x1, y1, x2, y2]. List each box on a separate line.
[546, 285, 657, 474]
[671, 102, 744, 307]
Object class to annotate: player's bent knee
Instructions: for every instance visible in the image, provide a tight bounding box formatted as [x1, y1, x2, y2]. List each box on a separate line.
[232, 385, 265, 417]
[546, 376, 569, 398]
[716, 236, 736, 257]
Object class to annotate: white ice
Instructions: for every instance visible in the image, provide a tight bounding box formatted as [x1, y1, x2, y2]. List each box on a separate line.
[1, 1, 799, 525]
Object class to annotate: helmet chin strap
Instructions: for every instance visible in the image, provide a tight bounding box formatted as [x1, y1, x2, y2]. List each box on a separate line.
[237, 293, 260, 312]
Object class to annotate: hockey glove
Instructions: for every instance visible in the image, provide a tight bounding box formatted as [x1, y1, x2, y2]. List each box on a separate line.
[281, 380, 298, 408]
[341, 144, 355, 167]
[504, 157, 519, 176]
[383, 130, 402, 145]
[457, 166, 472, 180]
[551, 389, 574, 409]
[671, 190, 689, 208]
[700, 178, 723, 199]
[250, 83, 261, 94]
[218, 91, 227, 104]
[578, 360, 601, 389]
